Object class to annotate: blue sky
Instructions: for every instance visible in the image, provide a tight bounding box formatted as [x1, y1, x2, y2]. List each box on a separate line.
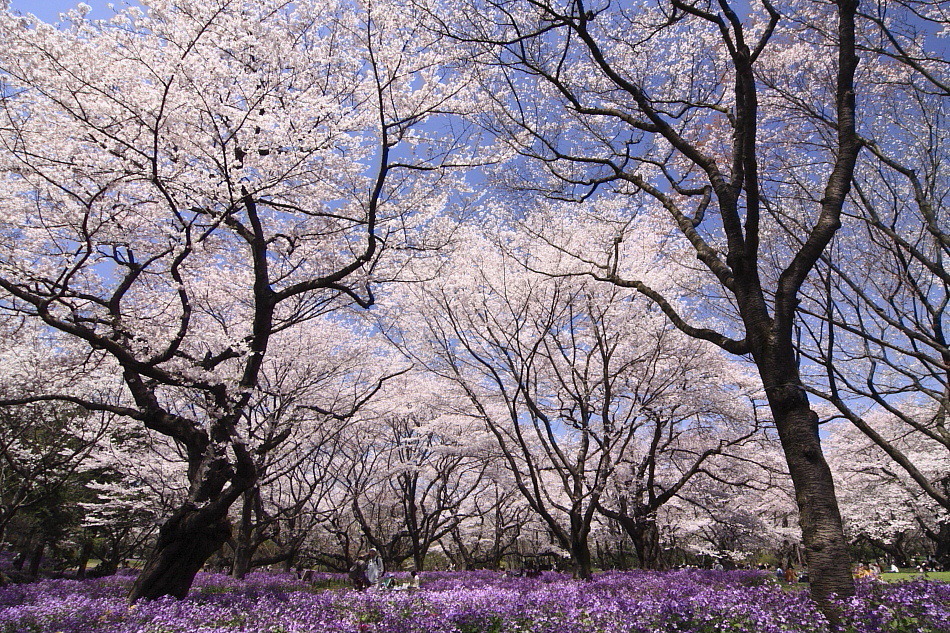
[10, 0, 947, 54]
[10, 1, 116, 23]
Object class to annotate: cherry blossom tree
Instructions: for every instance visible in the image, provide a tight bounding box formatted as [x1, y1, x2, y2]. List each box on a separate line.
[386, 227, 760, 578]
[0, 319, 115, 573]
[80, 427, 185, 576]
[442, 475, 535, 570]
[374, 404, 492, 571]
[0, 401, 107, 554]
[243, 432, 345, 574]
[825, 415, 949, 568]
[308, 373, 485, 572]
[786, 10, 950, 528]
[223, 320, 406, 578]
[0, 0, 467, 600]
[595, 372, 762, 570]
[666, 430, 800, 567]
[596, 429, 761, 569]
[427, 0, 862, 607]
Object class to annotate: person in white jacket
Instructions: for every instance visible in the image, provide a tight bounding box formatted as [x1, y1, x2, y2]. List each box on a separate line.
[365, 549, 384, 588]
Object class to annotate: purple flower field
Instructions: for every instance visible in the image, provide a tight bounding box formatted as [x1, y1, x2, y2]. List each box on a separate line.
[0, 569, 946, 633]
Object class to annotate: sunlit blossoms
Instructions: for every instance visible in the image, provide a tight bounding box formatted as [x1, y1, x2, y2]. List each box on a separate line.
[0, 0, 947, 626]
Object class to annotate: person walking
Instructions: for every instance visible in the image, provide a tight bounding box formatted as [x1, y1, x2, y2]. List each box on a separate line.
[349, 555, 368, 591]
[365, 548, 384, 588]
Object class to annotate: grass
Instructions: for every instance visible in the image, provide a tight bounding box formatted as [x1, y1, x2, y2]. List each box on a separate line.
[774, 570, 950, 590]
[879, 571, 950, 583]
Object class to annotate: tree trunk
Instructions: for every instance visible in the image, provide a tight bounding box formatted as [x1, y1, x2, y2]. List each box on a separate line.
[858, 534, 909, 567]
[629, 519, 663, 571]
[27, 540, 45, 581]
[231, 543, 253, 580]
[76, 540, 92, 579]
[607, 512, 663, 571]
[128, 505, 232, 602]
[767, 383, 854, 614]
[932, 521, 950, 570]
[95, 536, 121, 577]
[569, 532, 593, 580]
[231, 491, 256, 580]
[282, 545, 299, 573]
[11, 535, 28, 571]
[451, 527, 477, 570]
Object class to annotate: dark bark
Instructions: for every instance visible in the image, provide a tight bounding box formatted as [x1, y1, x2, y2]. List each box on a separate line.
[629, 519, 663, 571]
[765, 382, 853, 610]
[96, 535, 123, 577]
[857, 534, 909, 567]
[600, 508, 664, 570]
[231, 543, 254, 580]
[527, 501, 594, 580]
[249, 550, 296, 569]
[738, 0, 859, 614]
[128, 432, 254, 601]
[627, 0, 859, 612]
[569, 533, 593, 580]
[231, 490, 258, 580]
[90, 559, 118, 578]
[27, 540, 44, 581]
[922, 520, 950, 570]
[10, 533, 29, 571]
[401, 474, 427, 572]
[568, 514, 593, 580]
[936, 526, 950, 571]
[129, 506, 233, 601]
[449, 527, 477, 570]
[282, 547, 298, 573]
[558, 0, 860, 610]
[75, 541, 92, 579]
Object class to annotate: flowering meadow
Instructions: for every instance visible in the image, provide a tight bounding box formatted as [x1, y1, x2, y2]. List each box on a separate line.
[0, 569, 947, 633]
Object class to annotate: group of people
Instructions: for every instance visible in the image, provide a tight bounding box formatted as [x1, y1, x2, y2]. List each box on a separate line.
[774, 566, 806, 583]
[916, 556, 945, 572]
[348, 548, 421, 592]
[853, 562, 883, 579]
[853, 561, 905, 579]
[348, 548, 383, 591]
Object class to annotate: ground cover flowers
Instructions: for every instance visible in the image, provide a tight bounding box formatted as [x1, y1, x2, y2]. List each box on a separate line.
[0, 569, 945, 632]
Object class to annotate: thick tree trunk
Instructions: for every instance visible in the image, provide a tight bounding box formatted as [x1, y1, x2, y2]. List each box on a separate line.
[629, 519, 663, 571]
[932, 522, 950, 570]
[128, 505, 232, 602]
[604, 510, 664, 570]
[231, 543, 253, 580]
[569, 532, 593, 580]
[413, 549, 425, 573]
[282, 546, 299, 573]
[231, 491, 256, 580]
[767, 383, 854, 614]
[27, 540, 44, 581]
